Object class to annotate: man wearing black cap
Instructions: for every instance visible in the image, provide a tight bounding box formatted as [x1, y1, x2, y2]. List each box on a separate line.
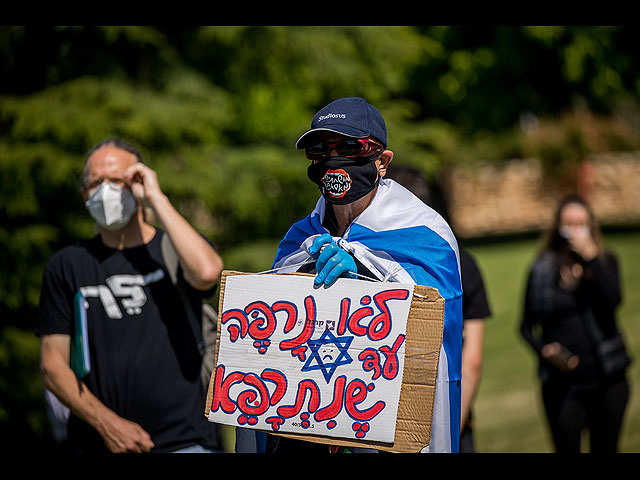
[236, 97, 463, 453]
[293, 98, 394, 287]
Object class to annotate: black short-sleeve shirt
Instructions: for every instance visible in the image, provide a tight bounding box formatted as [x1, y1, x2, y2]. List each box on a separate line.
[36, 229, 219, 453]
[460, 249, 491, 321]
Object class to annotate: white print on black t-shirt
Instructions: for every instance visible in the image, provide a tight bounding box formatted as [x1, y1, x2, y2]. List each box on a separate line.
[79, 269, 165, 318]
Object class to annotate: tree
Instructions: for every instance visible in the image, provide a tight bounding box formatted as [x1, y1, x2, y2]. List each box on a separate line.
[2, 25, 639, 449]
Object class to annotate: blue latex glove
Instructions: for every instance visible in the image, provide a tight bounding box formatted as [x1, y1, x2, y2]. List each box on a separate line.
[308, 234, 357, 286]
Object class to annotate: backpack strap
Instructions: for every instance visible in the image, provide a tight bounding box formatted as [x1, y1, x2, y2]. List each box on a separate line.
[160, 232, 206, 357]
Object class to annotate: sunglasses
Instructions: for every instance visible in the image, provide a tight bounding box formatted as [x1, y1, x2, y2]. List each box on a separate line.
[305, 139, 383, 161]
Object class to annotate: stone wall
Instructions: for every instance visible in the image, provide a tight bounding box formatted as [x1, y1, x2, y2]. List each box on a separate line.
[441, 151, 640, 239]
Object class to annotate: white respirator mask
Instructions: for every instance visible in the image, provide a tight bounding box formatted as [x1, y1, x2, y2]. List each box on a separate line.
[85, 182, 137, 231]
[559, 225, 590, 240]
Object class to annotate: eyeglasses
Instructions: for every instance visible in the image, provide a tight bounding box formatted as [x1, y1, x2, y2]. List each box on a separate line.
[84, 177, 127, 192]
[304, 139, 383, 161]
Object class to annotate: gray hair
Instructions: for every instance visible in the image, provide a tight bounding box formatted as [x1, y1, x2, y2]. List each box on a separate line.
[79, 138, 144, 191]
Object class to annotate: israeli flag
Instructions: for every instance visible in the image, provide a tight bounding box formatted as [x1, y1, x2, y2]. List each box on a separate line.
[273, 178, 463, 453]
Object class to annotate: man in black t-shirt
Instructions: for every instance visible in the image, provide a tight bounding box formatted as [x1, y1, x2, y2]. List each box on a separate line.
[458, 249, 491, 453]
[36, 138, 224, 453]
[385, 166, 491, 453]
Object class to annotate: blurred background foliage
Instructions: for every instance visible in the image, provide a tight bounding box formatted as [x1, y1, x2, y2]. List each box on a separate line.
[2, 26, 640, 450]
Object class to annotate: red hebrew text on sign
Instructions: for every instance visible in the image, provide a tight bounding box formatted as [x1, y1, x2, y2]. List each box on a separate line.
[208, 274, 414, 444]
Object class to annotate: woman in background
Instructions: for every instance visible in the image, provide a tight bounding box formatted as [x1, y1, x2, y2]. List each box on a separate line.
[520, 194, 631, 453]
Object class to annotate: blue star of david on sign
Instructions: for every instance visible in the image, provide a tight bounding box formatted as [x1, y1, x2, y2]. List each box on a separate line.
[301, 329, 354, 383]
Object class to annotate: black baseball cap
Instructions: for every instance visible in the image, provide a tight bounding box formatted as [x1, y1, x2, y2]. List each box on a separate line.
[295, 97, 387, 149]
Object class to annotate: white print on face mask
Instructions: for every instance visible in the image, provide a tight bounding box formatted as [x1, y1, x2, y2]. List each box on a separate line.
[322, 169, 352, 198]
[85, 182, 137, 231]
[559, 225, 590, 239]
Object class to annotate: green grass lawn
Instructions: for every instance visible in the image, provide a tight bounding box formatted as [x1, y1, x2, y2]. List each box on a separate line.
[466, 231, 640, 453]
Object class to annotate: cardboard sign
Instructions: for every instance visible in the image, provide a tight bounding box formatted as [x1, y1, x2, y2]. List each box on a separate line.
[205, 271, 444, 453]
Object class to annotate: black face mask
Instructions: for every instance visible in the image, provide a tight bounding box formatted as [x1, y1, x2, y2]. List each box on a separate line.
[307, 155, 380, 205]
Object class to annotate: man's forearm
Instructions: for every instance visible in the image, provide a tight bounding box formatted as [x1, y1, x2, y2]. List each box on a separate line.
[40, 334, 154, 452]
[460, 319, 485, 430]
[460, 368, 481, 428]
[41, 337, 111, 435]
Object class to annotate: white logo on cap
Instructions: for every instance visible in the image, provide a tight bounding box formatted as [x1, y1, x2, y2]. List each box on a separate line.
[318, 113, 346, 122]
